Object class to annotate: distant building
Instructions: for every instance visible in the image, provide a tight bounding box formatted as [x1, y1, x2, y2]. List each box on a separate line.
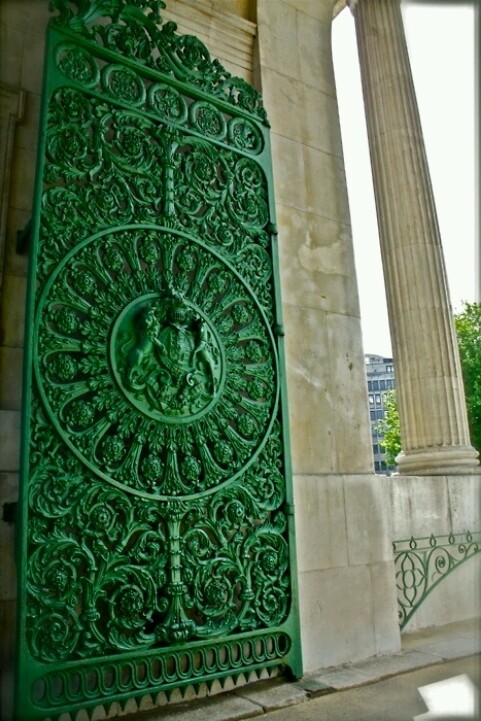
[365, 354, 397, 474]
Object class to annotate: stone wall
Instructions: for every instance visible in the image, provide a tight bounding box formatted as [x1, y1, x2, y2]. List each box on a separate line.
[0, 0, 479, 718]
[256, 0, 373, 477]
[254, 0, 400, 670]
[1, 2, 52, 716]
[391, 474, 481, 634]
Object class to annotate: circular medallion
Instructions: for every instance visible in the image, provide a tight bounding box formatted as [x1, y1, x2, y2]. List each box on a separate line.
[34, 226, 278, 500]
[111, 294, 224, 422]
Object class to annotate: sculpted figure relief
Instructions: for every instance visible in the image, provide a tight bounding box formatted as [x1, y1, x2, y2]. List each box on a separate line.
[121, 292, 222, 418]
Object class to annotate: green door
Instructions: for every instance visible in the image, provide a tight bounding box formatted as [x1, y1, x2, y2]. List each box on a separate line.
[15, 2, 302, 718]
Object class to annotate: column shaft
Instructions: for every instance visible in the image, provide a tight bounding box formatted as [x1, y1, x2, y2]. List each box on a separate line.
[351, 0, 479, 474]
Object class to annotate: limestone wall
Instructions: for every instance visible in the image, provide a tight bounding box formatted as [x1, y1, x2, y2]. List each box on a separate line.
[0, 1, 478, 719]
[391, 475, 481, 634]
[255, 0, 373, 477]
[1, 2, 51, 715]
[253, 0, 401, 670]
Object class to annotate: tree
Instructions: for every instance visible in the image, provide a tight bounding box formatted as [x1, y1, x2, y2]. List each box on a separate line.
[454, 302, 481, 453]
[375, 303, 481, 463]
[378, 389, 401, 467]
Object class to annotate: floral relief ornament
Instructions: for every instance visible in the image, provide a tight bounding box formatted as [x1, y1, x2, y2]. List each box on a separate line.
[49, 0, 268, 123]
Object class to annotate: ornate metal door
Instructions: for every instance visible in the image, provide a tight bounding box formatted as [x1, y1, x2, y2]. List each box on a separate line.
[15, 2, 302, 719]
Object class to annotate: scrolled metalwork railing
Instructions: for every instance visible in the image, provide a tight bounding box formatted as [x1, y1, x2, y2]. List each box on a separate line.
[393, 530, 481, 630]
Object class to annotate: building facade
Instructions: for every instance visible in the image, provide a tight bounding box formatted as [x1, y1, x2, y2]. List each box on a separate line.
[365, 354, 396, 474]
[0, 1, 480, 719]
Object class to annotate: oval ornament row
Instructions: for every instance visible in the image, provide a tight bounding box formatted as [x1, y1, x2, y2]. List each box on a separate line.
[55, 44, 264, 155]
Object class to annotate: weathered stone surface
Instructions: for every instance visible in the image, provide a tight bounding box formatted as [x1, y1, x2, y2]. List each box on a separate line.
[0, 346, 23, 410]
[0, 473, 18, 600]
[285, 0, 334, 22]
[20, 29, 47, 93]
[7, 145, 36, 213]
[163, 0, 256, 82]
[13, 91, 40, 153]
[296, 10, 335, 95]
[303, 145, 351, 224]
[142, 695, 263, 721]
[0, 411, 20, 471]
[347, 650, 442, 683]
[283, 304, 335, 474]
[325, 315, 372, 472]
[293, 474, 348, 573]
[297, 565, 378, 671]
[0, 25, 24, 87]
[277, 206, 358, 316]
[256, 0, 300, 80]
[0, 599, 16, 721]
[390, 474, 481, 633]
[343, 474, 393, 564]
[4, 207, 29, 277]
[270, 135, 307, 214]
[447, 476, 481, 531]
[390, 475, 451, 539]
[0, 274, 27, 347]
[237, 681, 308, 711]
[370, 561, 401, 655]
[405, 558, 481, 634]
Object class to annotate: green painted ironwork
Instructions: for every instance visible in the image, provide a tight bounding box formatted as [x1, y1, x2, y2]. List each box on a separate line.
[393, 531, 481, 630]
[14, 2, 302, 719]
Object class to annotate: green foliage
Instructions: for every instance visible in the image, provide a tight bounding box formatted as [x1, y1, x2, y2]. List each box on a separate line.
[375, 303, 481, 465]
[378, 389, 401, 467]
[455, 302, 481, 453]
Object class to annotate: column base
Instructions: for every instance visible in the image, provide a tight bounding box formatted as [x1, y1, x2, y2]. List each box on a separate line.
[396, 446, 481, 476]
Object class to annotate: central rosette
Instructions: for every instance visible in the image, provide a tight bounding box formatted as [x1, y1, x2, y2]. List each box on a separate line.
[112, 293, 224, 422]
[34, 226, 278, 499]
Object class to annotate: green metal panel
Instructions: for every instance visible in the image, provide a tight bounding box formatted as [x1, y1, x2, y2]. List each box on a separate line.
[14, 1, 302, 719]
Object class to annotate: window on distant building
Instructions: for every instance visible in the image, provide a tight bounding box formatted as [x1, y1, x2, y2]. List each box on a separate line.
[367, 380, 372, 391]
[374, 461, 380, 471]
[376, 409, 383, 419]
[369, 394, 374, 405]
[375, 393, 381, 405]
[373, 443, 379, 454]
[372, 380, 379, 391]
[379, 379, 386, 390]
[370, 410, 376, 421]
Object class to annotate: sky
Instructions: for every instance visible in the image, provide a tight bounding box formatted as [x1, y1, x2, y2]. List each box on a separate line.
[332, 2, 476, 357]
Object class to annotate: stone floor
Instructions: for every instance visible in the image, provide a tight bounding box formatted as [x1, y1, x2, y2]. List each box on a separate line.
[132, 617, 481, 721]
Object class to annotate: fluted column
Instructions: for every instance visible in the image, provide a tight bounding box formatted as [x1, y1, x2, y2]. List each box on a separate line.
[350, 0, 479, 474]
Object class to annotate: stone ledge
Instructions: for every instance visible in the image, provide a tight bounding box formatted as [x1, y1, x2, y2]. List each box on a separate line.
[236, 679, 308, 711]
[132, 693, 263, 721]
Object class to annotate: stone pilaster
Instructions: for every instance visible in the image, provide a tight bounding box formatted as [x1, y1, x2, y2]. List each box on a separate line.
[350, 0, 479, 474]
